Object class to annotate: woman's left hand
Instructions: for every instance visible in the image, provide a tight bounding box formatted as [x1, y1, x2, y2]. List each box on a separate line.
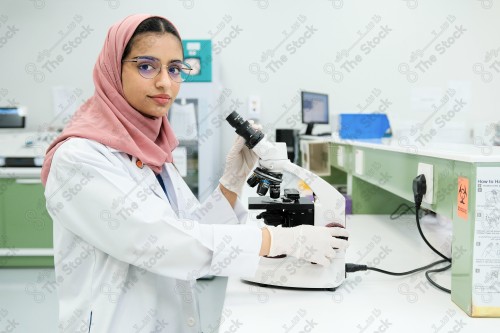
[219, 134, 259, 197]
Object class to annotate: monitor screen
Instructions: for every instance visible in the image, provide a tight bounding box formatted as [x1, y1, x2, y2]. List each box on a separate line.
[301, 91, 329, 135]
[0, 107, 25, 128]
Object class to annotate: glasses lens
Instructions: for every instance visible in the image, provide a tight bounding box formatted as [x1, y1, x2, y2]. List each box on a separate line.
[136, 58, 160, 79]
[168, 62, 192, 82]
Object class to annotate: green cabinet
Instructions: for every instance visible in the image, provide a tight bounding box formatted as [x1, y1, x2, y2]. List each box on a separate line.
[305, 138, 500, 317]
[0, 177, 53, 267]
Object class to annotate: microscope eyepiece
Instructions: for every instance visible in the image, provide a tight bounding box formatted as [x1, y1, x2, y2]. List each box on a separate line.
[226, 112, 284, 199]
[226, 111, 265, 149]
[226, 111, 246, 128]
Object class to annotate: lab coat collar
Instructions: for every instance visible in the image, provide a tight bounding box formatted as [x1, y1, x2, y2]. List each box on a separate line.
[111, 149, 183, 217]
[132, 156, 182, 215]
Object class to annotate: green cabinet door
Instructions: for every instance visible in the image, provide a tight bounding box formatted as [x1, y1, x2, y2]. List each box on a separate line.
[0, 178, 53, 267]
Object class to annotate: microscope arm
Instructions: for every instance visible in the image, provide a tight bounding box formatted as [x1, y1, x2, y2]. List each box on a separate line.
[283, 160, 345, 227]
[252, 138, 346, 227]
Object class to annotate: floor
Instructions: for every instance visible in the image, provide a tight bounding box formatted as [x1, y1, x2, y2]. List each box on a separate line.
[0, 268, 228, 332]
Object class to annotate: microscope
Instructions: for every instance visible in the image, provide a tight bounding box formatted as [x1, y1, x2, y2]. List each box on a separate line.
[226, 112, 346, 290]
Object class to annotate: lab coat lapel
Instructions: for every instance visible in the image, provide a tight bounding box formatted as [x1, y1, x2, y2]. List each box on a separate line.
[126, 155, 171, 204]
[162, 164, 186, 218]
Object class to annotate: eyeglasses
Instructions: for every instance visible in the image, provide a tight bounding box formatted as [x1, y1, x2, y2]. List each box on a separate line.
[122, 56, 192, 82]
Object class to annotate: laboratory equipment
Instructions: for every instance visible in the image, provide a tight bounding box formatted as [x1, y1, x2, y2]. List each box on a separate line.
[301, 91, 330, 136]
[0, 106, 26, 128]
[275, 129, 299, 164]
[182, 40, 212, 82]
[338, 113, 391, 139]
[226, 111, 346, 290]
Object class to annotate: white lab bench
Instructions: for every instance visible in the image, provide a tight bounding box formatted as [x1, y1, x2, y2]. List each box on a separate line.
[300, 136, 500, 316]
[217, 215, 500, 333]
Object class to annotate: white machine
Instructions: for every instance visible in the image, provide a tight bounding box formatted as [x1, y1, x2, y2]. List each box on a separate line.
[226, 112, 346, 290]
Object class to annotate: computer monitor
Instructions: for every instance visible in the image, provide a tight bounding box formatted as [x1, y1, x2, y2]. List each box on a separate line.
[301, 91, 329, 135]
[0, 107, 25, 128]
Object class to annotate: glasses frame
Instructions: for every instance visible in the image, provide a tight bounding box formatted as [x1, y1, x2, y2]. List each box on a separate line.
[122, 56, 192, 82]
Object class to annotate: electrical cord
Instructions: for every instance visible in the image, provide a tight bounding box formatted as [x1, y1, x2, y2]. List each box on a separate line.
[425, 262, 452, 293]
[390, 203, 415, 220]
[345, 260, 452, 293]
[411, 174, 450, 261]
[346, 259, 448, 275]
[415, 206, 451, 263]
[390, 203, 433, 221]
[411, 174, 452, 292]
[345, 174, 452, 294]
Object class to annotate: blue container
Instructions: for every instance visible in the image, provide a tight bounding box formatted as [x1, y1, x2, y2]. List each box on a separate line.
[339, 113, 391, 139]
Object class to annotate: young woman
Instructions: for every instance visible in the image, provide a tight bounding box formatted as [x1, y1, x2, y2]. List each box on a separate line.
[41, 14, 348, 333]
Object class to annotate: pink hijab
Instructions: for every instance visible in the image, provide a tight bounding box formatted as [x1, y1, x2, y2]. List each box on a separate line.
[41, 14, 179, 186]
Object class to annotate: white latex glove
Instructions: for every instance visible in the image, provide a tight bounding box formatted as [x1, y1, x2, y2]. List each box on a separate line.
[266, 225, 349, 266]
[219, 134, 259, 197]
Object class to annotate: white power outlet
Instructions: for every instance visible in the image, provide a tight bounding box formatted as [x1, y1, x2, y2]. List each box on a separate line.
[248, 95, 261, 119]
[417, 162, 434, 204]
[355, 149, 364, 175]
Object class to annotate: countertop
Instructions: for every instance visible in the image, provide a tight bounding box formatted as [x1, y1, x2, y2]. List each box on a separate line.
[301, 135, 500, 163]
[218, 214, 500, 333]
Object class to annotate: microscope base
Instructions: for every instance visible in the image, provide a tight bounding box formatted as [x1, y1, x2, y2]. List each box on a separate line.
[241, 255, 345, 290]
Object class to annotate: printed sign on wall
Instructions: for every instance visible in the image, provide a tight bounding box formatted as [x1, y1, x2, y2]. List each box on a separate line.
[457, 176, 469, 220]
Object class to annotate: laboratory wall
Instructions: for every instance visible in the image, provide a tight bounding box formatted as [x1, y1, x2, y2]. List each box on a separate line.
[1, 0, 499, 164]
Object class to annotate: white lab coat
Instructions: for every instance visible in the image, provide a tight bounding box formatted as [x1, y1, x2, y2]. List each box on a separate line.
[44, 138, 262, 333]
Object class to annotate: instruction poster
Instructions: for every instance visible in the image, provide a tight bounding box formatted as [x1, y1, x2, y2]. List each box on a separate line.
[472, 167, 500, 310]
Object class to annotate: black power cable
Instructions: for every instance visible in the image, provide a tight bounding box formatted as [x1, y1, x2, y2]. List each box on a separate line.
[415, 208, 451, 262]
[389, 203, 415, 220]
[425, 262, 452, 293]
[345, 174, 452, 294]
[413, 175, 451, 263]
[413, 174, 452, 293]
[346, 259, 448, 275]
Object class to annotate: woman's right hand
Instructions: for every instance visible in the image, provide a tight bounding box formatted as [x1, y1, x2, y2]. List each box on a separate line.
[265, 225, 349, 266]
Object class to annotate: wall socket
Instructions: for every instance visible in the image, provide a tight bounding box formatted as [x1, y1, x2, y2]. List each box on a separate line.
[248, 95, 261, 119]
[417, 162, 434, 204]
